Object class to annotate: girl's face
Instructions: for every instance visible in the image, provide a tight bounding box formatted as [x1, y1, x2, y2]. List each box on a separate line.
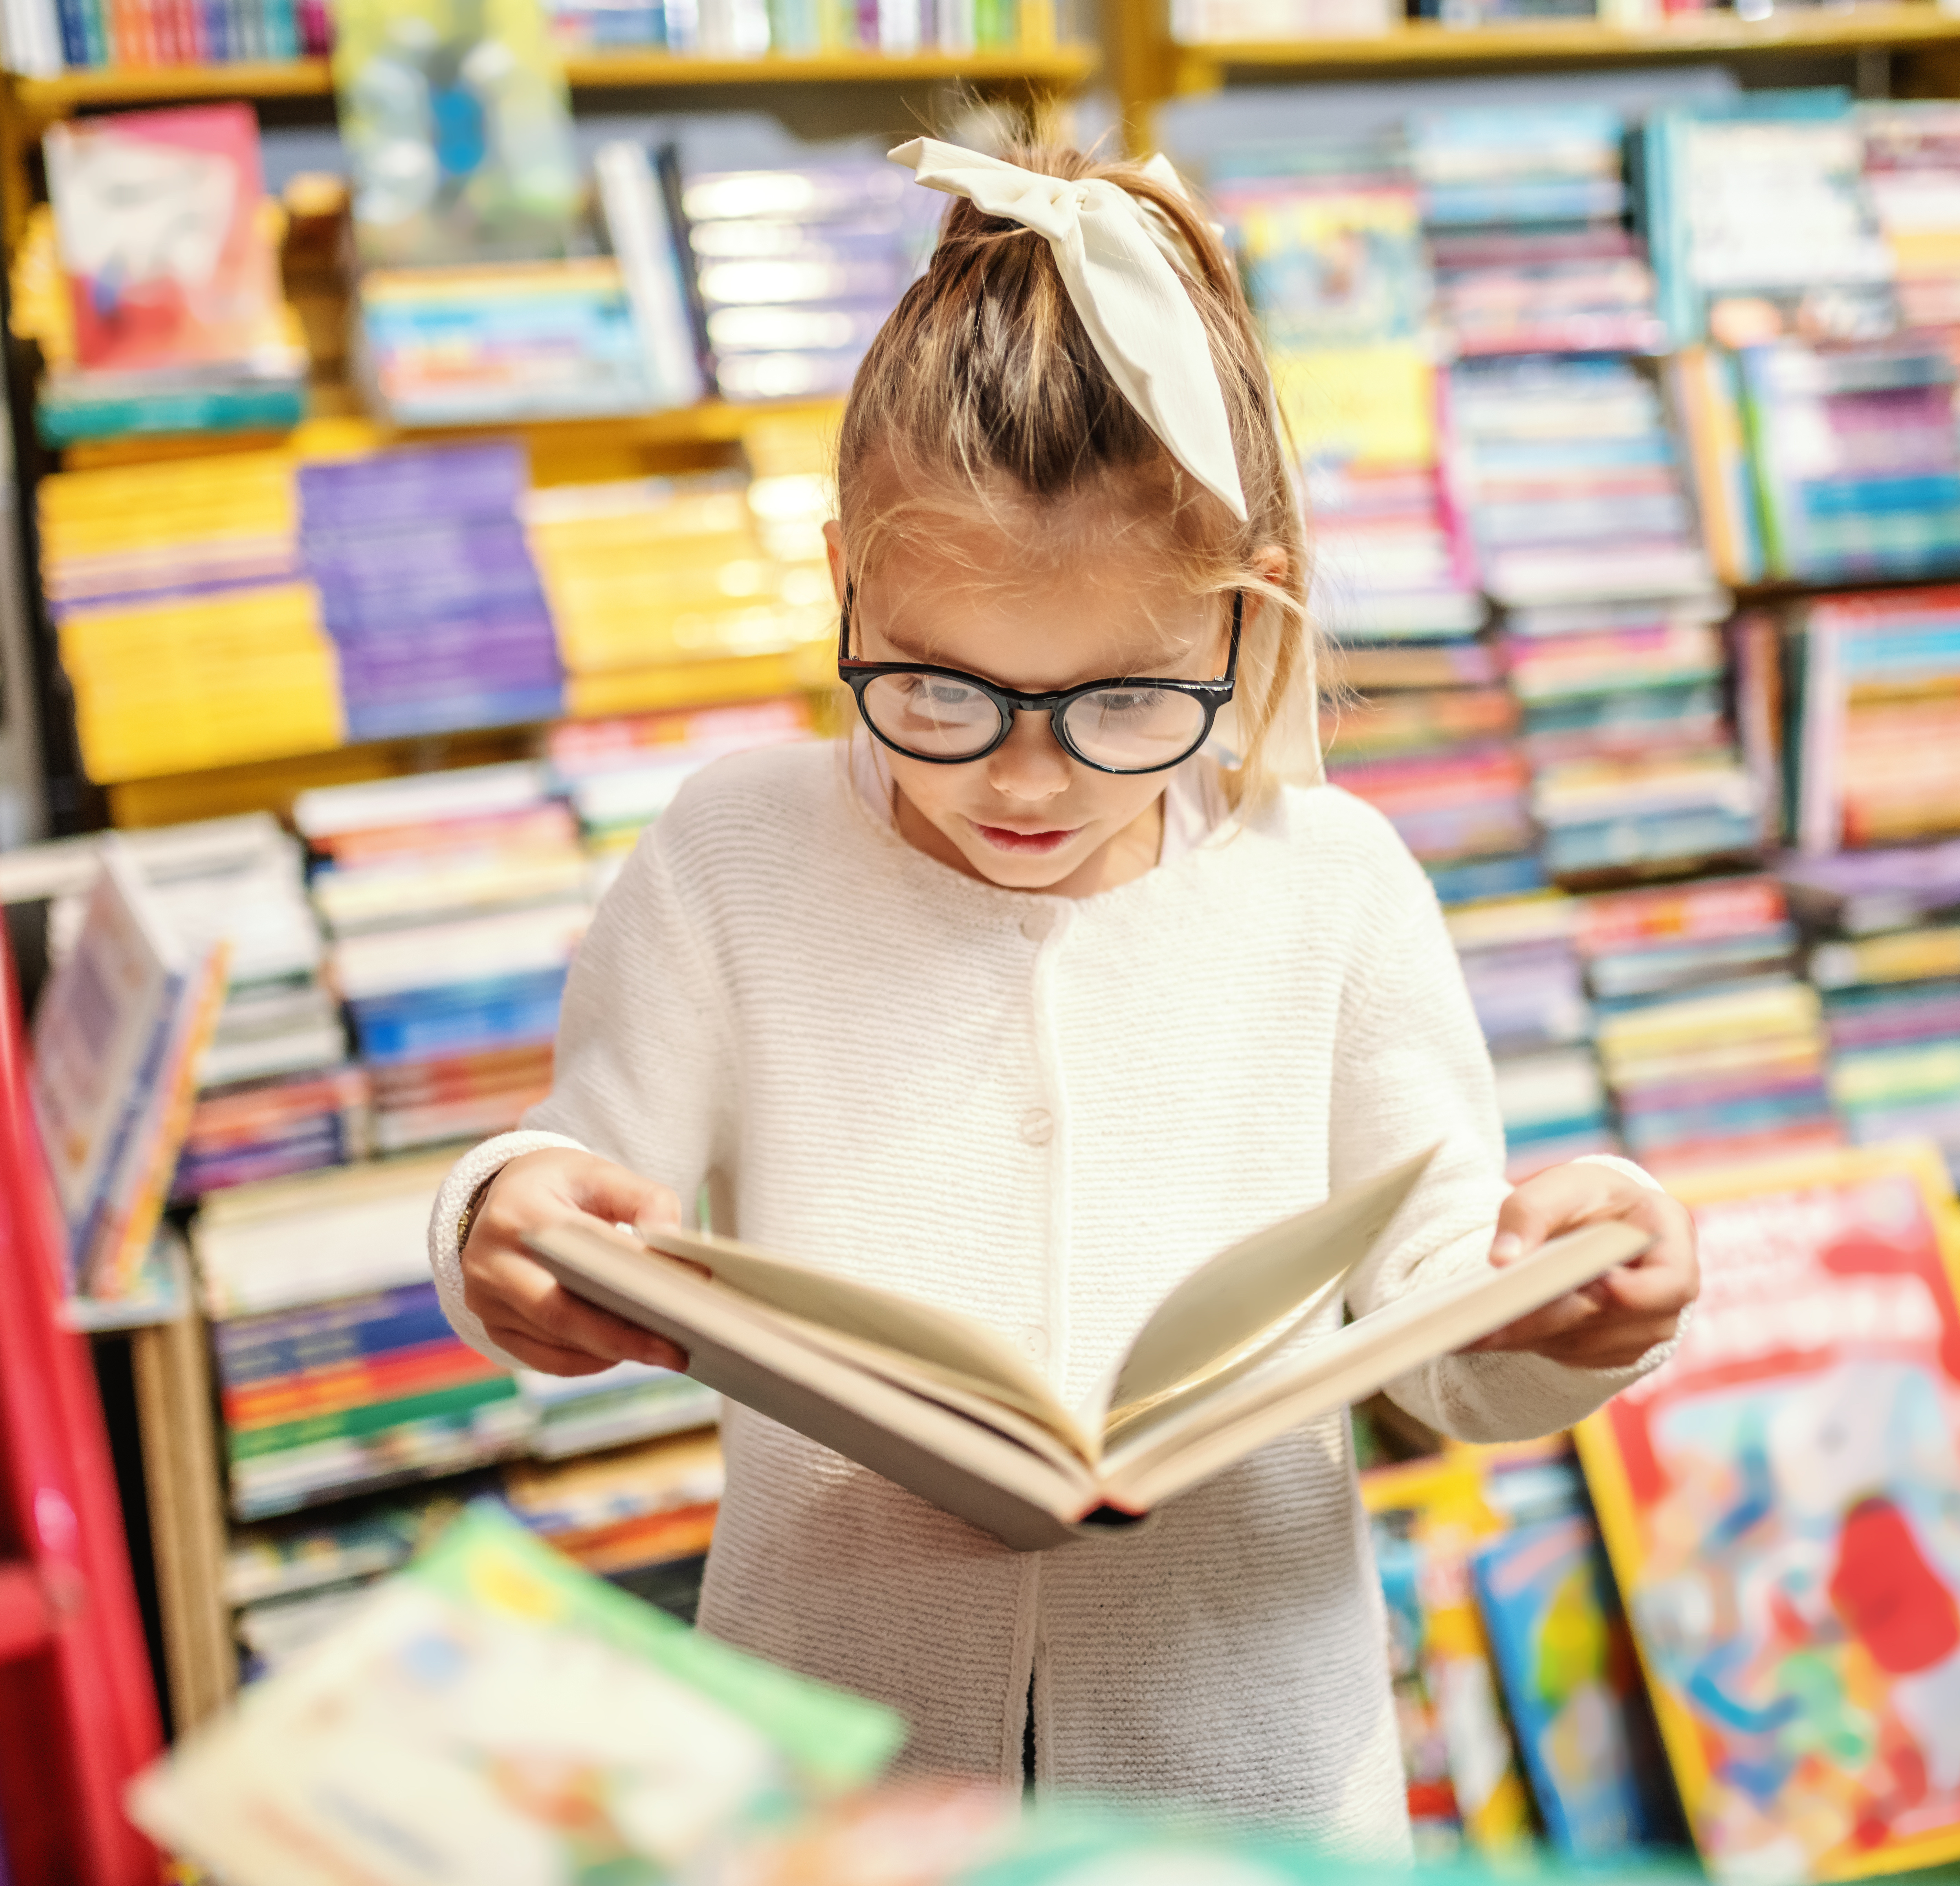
[826, 511, 1240, 898]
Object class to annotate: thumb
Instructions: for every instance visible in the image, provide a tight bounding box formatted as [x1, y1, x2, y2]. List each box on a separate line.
[565, 1157, 682, 1240]
[1490, 1179, 1563, 1266]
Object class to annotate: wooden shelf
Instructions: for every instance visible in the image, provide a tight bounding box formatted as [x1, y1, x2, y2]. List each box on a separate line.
[6, 43, 1097, 122]
[1170, 4, 1960, 82]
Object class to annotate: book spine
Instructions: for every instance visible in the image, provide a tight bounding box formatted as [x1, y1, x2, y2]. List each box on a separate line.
[225, 1341, 501, 1428]
[228, 1376, 521, 1461]
[261, 0, 292, 55]
[52, 0, 89, 65]
[220, 1307, 465, 1388]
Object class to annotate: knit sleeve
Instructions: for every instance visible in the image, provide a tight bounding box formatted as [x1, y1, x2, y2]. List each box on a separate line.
[426, 823, 736, 1361]
[1331, 829, 1668, 1443]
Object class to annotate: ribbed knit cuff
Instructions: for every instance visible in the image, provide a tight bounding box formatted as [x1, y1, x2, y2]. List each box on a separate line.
[428, 1128, 590, 1368]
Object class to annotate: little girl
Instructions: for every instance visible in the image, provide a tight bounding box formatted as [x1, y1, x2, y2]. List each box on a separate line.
[432, 138, 1697, 1847]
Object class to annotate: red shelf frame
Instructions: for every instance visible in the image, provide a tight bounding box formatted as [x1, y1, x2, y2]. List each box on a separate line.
[0, 920, 162, 1886]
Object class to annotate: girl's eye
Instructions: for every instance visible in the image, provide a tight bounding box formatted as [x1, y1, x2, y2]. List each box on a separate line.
[902, 675, 987, 712]
[1092, 688, 1167, 719]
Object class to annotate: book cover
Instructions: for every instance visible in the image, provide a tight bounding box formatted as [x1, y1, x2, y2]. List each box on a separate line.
[44, 104, 282, 376]
[1471, 1510, 1676, 1859]
[334, 0, 582, 267]
[1575, 1141, 1960, 1881]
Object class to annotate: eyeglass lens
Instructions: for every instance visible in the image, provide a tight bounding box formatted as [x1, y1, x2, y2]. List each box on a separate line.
[858, 672, 1208, 771]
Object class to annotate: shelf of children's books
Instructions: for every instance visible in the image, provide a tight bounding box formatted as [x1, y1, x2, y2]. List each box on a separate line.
[1168, 5, 1960, 85]
[5, 44, 1096, 123]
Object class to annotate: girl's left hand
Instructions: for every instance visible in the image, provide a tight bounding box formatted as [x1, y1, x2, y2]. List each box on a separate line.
[1465, 1161, 1699, 1371]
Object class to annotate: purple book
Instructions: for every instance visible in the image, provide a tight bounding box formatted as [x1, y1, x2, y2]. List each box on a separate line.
[324, 597, 558, 654]
[345, 685, 565, 743]
[336, 644, 563, 697]
[297, 443, 528, 534]
[306, 518, 539, 583]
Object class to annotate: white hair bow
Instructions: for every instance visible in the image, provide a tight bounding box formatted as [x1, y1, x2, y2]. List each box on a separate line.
[888, 137, 1249, 523]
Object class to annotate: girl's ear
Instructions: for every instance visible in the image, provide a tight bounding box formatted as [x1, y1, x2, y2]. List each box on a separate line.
[823, 519, 849, 608]
[1252, 543, 1287, 586]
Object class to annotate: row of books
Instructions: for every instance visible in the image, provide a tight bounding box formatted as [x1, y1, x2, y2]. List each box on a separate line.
[191, 1151, 720, 1519]
[1171, 0, 1852, 39]
[0, 0, 324, 71]
[35, 430, 835, 784]
[544, 0, 1073, 53]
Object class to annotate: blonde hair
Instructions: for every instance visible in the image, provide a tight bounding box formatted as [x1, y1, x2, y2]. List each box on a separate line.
[835, 141, 1318, 807]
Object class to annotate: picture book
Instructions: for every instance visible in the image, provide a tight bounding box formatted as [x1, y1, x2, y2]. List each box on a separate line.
[1471, 1510, 1675, 1859]
[27, 839, 227, 1298]
[42, 103, 284, 376]
[1574, 1141, 1960, 1881]
[129, 1502, 904, 1884]
[334, 0, 582, 266]
[527, 1149, 1651, 1550]
[1363, 1454, 1533, 1855]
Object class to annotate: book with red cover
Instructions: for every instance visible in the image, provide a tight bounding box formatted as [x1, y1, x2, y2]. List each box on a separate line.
[44, 103, 280, 376]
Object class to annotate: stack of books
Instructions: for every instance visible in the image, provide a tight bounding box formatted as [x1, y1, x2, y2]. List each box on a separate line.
[299, 444, 565, 743]
[547, 696, 817, 894]
[1505, 596, 1764, 882]
[116, 817, 364, 1201]
[1321, 668, 1538, 906]
[1785, 846, 1960, 1174]
[1215, 137, 1484, 645]
[1737, 340, 1960, 586]
[1413, 104, 1663, 360]
[226, 1490, 471, 1679]
[37, 450, 341, 785]
[27, 105, 308, 446]
[501, 1428, 723, 1577]
[1575, 878, 1841, 1178]
[1861, 100, 1960, 333]
[681, 159, 940, 400]
[354, 263, 669, 428]
[191, 1156, 529, 1519]
[1446, 356, 1714, 608]
[1788, 587, 1960, 853]
[295, 765, 590, 1157]
[1444, 892, 1615, 1178]
[522, 472, 832, 721]
[515, 1365, 719, 1460]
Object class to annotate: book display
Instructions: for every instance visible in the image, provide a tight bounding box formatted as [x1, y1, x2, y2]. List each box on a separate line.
[11, 2, 1960, 1877]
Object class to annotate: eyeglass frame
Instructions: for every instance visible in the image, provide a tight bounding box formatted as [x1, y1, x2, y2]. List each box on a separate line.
[837, 586, 1243, 776]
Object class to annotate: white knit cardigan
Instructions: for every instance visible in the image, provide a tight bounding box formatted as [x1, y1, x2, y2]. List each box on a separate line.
[429, 739, 1673, 1846]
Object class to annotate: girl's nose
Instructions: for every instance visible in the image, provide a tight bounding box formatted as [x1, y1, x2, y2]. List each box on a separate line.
[984, 709, 1073, 801]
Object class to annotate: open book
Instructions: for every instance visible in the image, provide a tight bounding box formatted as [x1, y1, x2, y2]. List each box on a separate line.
[525, 1149, 1651, 1551]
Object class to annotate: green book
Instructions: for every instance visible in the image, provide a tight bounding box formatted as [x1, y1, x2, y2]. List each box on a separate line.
[229, 1377, 521, 1461]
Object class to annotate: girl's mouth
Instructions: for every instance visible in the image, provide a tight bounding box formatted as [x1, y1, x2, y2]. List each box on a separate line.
[971, 821, 1079, 856]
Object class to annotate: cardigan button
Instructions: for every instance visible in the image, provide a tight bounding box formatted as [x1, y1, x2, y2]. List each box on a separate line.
[1019, 908, 1055, 943]
[1020, 1109, 1054, 1146]
[1017, 1325, 1050, 1360]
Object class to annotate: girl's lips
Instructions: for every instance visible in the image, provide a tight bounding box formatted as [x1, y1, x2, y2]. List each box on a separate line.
[971, 821, 1079, 856]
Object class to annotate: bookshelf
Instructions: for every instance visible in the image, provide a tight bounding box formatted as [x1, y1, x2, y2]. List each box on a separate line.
[1169, 2, 1960, 88]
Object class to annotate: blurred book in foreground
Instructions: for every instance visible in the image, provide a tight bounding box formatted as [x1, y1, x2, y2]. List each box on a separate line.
[130, 1501, 905, 1883]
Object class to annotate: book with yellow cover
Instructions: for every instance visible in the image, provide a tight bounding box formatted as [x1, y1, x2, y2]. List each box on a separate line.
[1575, 1141, 1960, 1882]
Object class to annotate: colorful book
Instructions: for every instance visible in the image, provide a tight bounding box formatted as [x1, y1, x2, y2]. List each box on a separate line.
[1575, 1141, 1960, 1880]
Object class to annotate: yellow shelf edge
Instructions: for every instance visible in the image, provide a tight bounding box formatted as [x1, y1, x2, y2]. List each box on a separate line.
[1171, 4, 1960, 75]
[7, 43, 1096, 116]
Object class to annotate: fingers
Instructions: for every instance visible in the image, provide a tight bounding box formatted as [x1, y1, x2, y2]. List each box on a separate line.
[465, 1244, 688, 1373]
[565, 1158, 682, 1240]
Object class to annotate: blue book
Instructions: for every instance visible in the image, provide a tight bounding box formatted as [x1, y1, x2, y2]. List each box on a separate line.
[346, 969, 569, 1066]
[1472, 1515, 1676, 1859]
[218, 1289, 461, 1387]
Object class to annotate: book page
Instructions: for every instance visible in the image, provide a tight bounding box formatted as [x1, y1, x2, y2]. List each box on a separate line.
[1101, 1218, 1652, 1513]
[528, 1221, 1101, 1549]
[1097, 1147, 1438, 1444]
[640, 1223, 1088, 1451]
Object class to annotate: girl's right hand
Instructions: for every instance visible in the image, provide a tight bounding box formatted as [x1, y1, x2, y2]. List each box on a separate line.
[459, 1147, 691, 1377]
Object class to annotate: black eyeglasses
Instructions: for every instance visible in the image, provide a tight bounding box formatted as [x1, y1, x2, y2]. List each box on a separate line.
[838, 589, 1241, 775]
